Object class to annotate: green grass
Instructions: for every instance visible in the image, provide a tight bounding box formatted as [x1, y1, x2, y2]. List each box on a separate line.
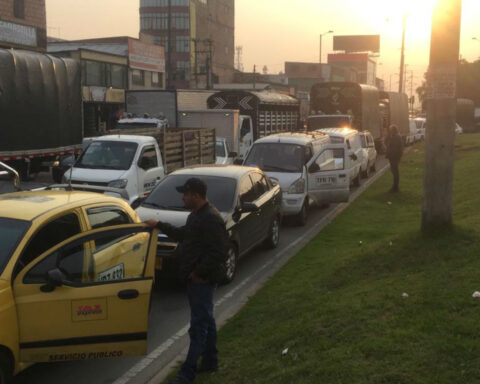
[186, 135, 480, 384]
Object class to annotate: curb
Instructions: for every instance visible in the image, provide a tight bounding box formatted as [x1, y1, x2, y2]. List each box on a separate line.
[146, 161, 392, 384]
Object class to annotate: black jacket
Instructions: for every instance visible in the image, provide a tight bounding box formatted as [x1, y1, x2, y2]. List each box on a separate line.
[386, 133, 404, 163]
[157, 202, 228, 283]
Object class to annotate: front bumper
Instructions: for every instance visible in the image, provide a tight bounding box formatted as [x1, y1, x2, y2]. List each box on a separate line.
[281, 193, 305, 216]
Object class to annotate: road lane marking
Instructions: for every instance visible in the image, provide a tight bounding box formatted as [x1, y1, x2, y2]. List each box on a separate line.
[114, 162, 390, 384]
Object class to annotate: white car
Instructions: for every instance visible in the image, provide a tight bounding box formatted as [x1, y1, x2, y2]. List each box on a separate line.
[414, 118, 426, 140]
[455, 123, 463, 134]
[316, 128, 364, 187]
[358, 131, 377, 178]
[244, 132, 350, 226]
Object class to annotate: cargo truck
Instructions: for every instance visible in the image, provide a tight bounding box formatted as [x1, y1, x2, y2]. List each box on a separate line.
[207, 90, 301, 142]
[0, 49, 83, 180]
[310, 82, 382, 149]
[177, 109, 254, 163]
[379, 91, 410, 144]
[456, 98, 476, 133]
[64, 128, 216, 205]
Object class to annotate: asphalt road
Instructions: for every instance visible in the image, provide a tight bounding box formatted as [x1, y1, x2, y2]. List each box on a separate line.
[3, 156, 390, 384]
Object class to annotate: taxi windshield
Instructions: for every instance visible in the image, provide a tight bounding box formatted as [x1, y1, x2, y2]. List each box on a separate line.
[0, 218, 30, 275]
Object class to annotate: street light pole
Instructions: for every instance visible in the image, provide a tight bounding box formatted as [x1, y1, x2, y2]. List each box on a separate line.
[319, 30, 334, 64]
[398, 14, 407, 93]
[422, 0, 463, 230]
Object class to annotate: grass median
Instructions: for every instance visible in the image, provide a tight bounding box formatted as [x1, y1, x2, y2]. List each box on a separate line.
[189, 134, 480, 384]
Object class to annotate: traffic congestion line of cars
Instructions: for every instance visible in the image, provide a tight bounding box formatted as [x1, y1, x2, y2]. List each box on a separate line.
[0, 125, 380, 380]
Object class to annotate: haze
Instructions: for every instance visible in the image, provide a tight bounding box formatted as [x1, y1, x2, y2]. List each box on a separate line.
[46, 0, 480, 92]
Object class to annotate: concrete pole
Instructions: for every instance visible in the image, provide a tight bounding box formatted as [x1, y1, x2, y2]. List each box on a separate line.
[398, 15, 407, 93]
[422, 0, 462, 230]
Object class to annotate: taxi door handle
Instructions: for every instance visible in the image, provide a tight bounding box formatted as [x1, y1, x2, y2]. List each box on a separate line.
[118, 289, 139, 300]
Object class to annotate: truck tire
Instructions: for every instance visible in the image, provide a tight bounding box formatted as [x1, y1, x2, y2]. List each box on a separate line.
[221, 243, 238, 285]
[263, 215, 281, 249]
[0, 350, 13, 384]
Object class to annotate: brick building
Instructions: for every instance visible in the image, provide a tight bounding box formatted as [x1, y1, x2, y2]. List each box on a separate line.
[140, 0, 235, 89]
[0, 0, 46, 51]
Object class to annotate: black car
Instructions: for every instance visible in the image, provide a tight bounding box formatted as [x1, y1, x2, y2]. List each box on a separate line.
[136, 165, 282, 283]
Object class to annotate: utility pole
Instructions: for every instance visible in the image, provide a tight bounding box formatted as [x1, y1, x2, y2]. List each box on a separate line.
[192, 38, 199, 88]
[253, 65, 256, 90]
[398, 14, 407, 93]
[205, 39, 213, 89]
[410, 70, 414, 113]
[422, 0, 462, 230]
[166, 0, 172, 89]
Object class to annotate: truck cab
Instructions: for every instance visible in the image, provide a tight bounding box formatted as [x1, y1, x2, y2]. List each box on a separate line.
[65, 136, 165, 204]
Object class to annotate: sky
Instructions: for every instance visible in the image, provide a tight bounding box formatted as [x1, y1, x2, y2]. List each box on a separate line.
[46, 0, 480, 95]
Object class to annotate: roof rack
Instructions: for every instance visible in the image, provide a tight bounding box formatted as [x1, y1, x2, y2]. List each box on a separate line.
[0, 162, 21, 191]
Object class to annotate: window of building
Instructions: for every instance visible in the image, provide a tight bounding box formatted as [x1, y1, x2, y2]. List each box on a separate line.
[13, 0, 25, 19]
[132, 69, 145, 86]
[83, 61, 106, 86]
[174, 61, 190, 81]
[152, 72, 163, 87]
[111, 64, 127, 89]
[141, 0, 189, 6]
[175, 36, 190, 53]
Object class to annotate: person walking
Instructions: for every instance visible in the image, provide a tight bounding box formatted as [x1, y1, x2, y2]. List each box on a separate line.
[145, 178, 227, 384]
[385, 125, 404, 192]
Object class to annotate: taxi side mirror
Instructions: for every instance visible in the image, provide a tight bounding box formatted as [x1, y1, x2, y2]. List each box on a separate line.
[41, 269, 66, 293]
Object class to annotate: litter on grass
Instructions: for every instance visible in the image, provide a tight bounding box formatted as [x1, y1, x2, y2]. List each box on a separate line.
[472, 291, 480, 298]
[402, 293, 409, 298]
[282, 348, 289, 356]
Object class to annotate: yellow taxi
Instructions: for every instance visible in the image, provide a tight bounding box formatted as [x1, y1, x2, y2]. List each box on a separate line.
[0, 189, 158, 382]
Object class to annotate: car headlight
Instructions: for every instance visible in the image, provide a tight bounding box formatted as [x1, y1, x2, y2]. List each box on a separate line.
[288, 178, 305, 194]
[108, 179, 128, 189]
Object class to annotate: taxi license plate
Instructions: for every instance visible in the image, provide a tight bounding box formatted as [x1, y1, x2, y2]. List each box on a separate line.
[317, 176, 336, 184]
[98, 263, 125, 282]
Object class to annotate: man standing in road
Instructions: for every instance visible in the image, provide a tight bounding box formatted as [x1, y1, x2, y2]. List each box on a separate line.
[385, 125, 404, 193]
[145, 178, 227, 384]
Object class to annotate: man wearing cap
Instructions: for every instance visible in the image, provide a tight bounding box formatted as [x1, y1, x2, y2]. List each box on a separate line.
[145, 178, 228, 384]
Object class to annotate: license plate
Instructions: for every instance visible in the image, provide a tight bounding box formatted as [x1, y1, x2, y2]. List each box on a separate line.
[97, 263, 125, 282]
[317, 177, 336, 184]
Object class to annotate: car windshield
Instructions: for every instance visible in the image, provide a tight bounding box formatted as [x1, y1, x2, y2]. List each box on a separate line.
[216, 142, 226, 158]
[0, 218, 30, 275]
[245, 143, 304, 173]
[307, 116, 351, 131]
[75, 141, 138, 170]
[144, 175, 237, 213]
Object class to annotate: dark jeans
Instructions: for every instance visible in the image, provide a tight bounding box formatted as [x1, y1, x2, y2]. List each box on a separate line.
[179, 281, 218, 383]
[390, 160, 400, 190]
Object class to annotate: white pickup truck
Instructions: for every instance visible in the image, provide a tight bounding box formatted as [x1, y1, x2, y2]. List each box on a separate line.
[64, 129, 215, 204]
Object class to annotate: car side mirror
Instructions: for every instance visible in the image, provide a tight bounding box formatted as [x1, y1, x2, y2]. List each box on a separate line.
[41, 268, 66, 293]
[308, 163, 320, 173]
[228, 151, 238, 158]
[241, 202, 259, 213]
[139, 157, 151, 170]
[131, 197, 146, 210]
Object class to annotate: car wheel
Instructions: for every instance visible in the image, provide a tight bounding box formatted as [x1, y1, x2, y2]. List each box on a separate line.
[264, 215, 280, 249]
[362, 166, 370, 179]
[0, 351, 12, 384]
[222, 243, 238, 285]
[296, 200, 309, 226]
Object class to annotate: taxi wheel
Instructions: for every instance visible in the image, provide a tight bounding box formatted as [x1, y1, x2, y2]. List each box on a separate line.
[354, 174, 361, 187]
[222, 244, 238, 285]
[0, 351, 12, 384]
[264, 216, 281, 249]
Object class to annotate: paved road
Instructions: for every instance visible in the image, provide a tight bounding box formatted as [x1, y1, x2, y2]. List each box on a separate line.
[5, 157, 390, 384]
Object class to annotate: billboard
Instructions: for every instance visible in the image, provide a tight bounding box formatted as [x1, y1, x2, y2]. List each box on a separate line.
[333, 35, 380, 53]
[128, 38, 166, 73]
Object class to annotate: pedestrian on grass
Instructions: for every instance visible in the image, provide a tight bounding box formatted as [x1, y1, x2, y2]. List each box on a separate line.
[385, 125, 404, 192]
[145, 178, 227, 384]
